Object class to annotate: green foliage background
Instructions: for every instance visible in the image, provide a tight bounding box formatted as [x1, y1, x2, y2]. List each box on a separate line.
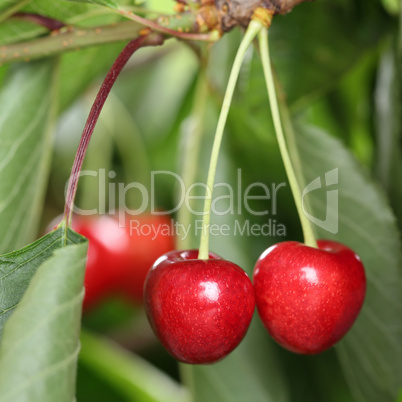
[0, 0, 401, 401]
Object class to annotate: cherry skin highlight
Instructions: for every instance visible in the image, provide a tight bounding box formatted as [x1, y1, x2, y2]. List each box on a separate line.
[253, 240, 366, 354]
[144, 250, 255, 364]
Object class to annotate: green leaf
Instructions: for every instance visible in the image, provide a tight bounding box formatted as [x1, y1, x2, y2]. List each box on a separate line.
[270, 0, 389, 108]
[374, 46, 402, 231]
[381, 0, 399, 14]
[79, 329, 190, 402]
[0, 1, 90, 47]
[61, 0, 118, 9]
[0, 226, 86, 339]
[184, 318, 289, 402]
[0, 0, 32, 23]
[59, 43, 127, 112]
[293, 122, 402, 402]
[0, 60, 59, 253]
[0, 238, 87, 402]
[0, 0, 133, 47]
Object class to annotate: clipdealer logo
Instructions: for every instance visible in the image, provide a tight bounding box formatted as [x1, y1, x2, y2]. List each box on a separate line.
[302, 168, 339, 234]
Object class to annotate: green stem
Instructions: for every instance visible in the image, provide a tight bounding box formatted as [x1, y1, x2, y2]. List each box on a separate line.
[177, 67, 209, 250]
[258, 28, 317, 248]
[0, 21, 143, 66]
[197, 20, 263, 260]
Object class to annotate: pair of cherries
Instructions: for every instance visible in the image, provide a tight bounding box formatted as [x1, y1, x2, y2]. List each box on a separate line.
[144, 240, 366, 364]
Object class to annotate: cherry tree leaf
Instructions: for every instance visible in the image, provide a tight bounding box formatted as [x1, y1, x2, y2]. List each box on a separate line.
[0, 235, 87, 402]
[293, 122, 402, 402]
[374, 47, 402, 231]
[0, 60, 59, 253]
[0, 226, 86, 339]
[381, 0, 399, 14]
[269, 0, 388, 108]
[183, 316, 289, 402]
[61, 0, 118, 9]
[0, 0, 32, 23]
[0, 0, 135, 47]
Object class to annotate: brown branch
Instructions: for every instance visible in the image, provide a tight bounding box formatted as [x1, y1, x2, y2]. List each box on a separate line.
[214, 0, 312, 31]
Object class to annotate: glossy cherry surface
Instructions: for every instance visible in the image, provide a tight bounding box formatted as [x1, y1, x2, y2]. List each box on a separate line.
[253, 240, 366, 354]
[144, 250, 255, 364]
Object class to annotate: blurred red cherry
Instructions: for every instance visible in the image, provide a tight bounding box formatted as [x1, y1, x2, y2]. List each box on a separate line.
[120, 214, 176, 303]
[48, 212, 175, 311]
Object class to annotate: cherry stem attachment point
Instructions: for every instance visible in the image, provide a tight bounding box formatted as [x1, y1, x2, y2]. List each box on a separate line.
[258, 28, 317, 248]
[197, 19, 264, 260]
[63, 33, 163, 230]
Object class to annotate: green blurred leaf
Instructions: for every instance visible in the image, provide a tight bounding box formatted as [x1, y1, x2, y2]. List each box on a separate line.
[374, 46, 402, 231]
[270, 0, 389, 108]
[0, 0, 90, 46]
[0, 0, 31, 23]
[0, 238, 87, 402]
[0, 0, 30, 14]
[61, 0, 118, 8]
[0, 0, 133, 46]
[381, 0, 399, 15]
[0, 226, 86, 339]
[79, 329, 189, 402]
[293, 122, 402, 402]
[59, 43, 126, 111]
[184, 317, 289, 402]
[0, 60, 59, 253]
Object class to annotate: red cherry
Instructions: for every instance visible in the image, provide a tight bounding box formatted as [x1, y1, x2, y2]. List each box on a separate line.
[120, 214, 176, 303]
[48, 212, 175, 311]
[253, 240, 366, 354]
[144, 250, 255, 364]
[72, 214, 130, 311]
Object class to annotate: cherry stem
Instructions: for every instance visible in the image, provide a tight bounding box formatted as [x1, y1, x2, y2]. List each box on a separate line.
[258, 28, 317, 248]
[63, 33, 163, 228]
[197, 20, 264, 260]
